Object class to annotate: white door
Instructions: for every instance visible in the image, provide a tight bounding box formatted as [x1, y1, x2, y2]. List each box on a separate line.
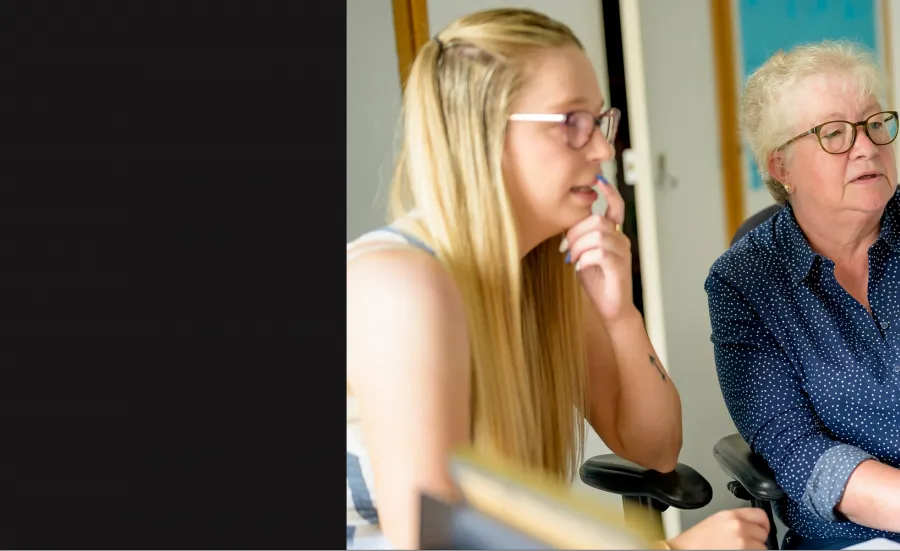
[619, 0, 745, 534]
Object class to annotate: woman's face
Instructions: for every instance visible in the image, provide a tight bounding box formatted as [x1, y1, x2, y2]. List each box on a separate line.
[503, 44, 615, 252]
[772, 73, 898, 217]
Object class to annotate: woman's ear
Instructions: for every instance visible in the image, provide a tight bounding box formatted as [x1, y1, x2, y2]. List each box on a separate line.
[768, 150, 789, 184]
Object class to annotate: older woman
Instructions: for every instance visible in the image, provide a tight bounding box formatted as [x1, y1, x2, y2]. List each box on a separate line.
[706, 40, 900, 550]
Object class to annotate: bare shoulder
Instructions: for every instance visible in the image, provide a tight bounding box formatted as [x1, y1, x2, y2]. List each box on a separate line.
[347, 247, 466, 330]
[347, 247, 469, 381]
[346, 247, 472, 547]
[348, 246, 460, 302]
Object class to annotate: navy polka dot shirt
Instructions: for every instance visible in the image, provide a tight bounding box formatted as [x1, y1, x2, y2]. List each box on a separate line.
[706, 190, 900, 542]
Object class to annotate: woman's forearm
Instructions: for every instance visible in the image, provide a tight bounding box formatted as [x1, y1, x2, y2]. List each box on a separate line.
[838, 459, 900, 532]
[604, 306, 683, 471]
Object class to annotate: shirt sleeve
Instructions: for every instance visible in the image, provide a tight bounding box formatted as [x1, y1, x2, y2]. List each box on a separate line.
[705, 271, 875, 522]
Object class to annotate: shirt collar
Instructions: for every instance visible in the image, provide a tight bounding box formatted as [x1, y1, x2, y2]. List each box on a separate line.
[778, 204, 818, 286]
[779, 188, 900, 285]
[878, 188, 900, 251]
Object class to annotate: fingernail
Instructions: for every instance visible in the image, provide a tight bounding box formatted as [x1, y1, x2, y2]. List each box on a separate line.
[559, 237, 569, 253]
[597, 175, 610, 185]
[565, 252, 571, 264]
[575, 259, 583, 271]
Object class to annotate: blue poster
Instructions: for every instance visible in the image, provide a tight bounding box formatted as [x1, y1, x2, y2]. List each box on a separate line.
[737, 0, 878, 189]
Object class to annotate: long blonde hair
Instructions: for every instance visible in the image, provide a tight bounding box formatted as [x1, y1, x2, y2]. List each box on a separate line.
[388, 8, 588, 482]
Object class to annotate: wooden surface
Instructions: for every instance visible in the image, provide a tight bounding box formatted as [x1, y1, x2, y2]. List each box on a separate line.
[711, 0, 745, 244]
[392, 0, 431, 91]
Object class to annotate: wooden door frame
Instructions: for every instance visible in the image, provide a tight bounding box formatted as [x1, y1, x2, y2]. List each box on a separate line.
[393, 0, 431, 90]
[710, 0, 744, 245]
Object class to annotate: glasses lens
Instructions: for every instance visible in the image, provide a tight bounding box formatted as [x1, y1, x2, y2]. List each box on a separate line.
[566, 111, 595, 149]
[867, 112, 899, 145]
[818, 121, 854, 153]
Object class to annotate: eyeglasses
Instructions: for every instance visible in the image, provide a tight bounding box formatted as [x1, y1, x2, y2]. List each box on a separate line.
[508, 107, 621, 150]
[776, 110, 900, 154]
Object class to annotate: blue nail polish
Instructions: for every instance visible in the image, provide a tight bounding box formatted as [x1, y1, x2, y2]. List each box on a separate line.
[565, 252, 571, 264]
[597, 175, 610, 185]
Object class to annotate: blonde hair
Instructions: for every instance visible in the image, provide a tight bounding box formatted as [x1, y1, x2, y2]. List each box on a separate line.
[741, 40, 886, 203]
[388, 8, 588, 481]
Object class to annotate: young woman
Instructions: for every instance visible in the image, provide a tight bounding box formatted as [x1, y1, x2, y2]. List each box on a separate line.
[348, 8, 769, 550]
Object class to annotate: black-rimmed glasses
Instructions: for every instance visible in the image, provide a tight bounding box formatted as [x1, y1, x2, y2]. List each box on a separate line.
[509, 107, 621, 150]
[777, 110, 899, 154]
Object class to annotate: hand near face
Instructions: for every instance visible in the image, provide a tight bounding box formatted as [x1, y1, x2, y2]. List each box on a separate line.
[560, 176, 634, 321]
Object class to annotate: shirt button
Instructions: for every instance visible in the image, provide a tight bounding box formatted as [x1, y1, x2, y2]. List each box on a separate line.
[882, 321, 891, 329]
[894, 366, 900, 373]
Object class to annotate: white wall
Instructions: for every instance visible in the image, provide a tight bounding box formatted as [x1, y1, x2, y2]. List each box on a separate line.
[346, 0, 404, 241]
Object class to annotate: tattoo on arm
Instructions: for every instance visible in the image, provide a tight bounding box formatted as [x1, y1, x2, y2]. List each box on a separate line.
[649, 355, 666, 381]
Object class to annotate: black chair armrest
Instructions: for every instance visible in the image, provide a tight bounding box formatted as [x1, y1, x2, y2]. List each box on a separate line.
[713, 434, 784, 502]
[579, 454, 713, 510]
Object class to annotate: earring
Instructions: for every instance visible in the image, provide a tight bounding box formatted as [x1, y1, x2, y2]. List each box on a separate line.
[783, 183, 792, 194]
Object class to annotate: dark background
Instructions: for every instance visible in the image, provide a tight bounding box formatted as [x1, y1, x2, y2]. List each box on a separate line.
[600, 0, 644, 316]
[0, 1, 342, 548]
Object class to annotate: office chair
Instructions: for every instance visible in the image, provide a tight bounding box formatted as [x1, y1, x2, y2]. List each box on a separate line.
[581, 205, 786, 546]
[421, 458, 713, 549]
[577, 203, 782, 542]
[579, 454, 713, 542]
[729, 203, 783, 245]
[712, 202, 786, 550]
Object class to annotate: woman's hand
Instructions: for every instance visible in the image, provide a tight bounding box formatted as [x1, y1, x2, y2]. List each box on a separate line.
[667, 508, 770, 550]
[561, 177, 634, 321]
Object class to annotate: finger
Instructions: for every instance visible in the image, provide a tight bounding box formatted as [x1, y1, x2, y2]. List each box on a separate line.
[745, 524, 770, 547]
[597, 175, 625, 225]
[561, 214, 602, 252]
[731, 507, 771, 530]
[573, 248, 603, 272]
[561, 214, 618, 252]
[567, 230, 600, 263]
[742, 538, 768, 551]
[743, 533, 769, 551]
[568, 231, 630, 265]
[572, 247, 628, 272]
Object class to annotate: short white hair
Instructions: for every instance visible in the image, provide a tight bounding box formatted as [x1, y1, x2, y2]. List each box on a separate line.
[740, 40, 886, 203]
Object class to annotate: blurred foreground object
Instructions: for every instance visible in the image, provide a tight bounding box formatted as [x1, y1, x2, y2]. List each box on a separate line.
[419, 447, 664, 549]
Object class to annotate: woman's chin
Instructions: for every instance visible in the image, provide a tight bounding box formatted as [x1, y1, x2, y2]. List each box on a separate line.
[570, 204, 597, 223]
[848, 181, 896, 212]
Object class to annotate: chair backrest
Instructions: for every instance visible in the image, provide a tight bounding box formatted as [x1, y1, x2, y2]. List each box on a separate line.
[730, 203, 783, 246]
